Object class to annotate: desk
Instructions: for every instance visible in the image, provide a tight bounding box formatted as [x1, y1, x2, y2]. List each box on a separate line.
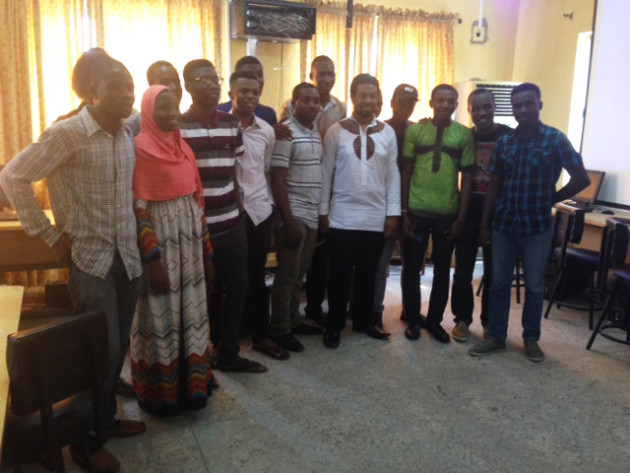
[0, 210, 65, 272]
[576, 208, 630, 263]
[0, 285, 24, 455]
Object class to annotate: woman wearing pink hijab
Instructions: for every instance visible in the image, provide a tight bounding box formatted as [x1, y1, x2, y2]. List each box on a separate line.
[130, 85, 215, 415]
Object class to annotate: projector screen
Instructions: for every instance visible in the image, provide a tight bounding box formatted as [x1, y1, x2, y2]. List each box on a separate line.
[581, 0, 630, 207]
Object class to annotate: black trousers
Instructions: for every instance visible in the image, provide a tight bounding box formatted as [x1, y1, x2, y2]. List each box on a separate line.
[244, 213, 273, 343]
[451, 197, 492, 327]
[325, 229, 384, 332]
[208, 217, 248, 360]
[402, 214, 455, 327]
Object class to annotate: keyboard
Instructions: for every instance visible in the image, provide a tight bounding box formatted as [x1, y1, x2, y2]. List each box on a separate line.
[0, 209, 19, 221]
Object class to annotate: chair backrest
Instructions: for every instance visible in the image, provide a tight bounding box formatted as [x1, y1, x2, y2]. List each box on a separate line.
[553, 203, 586, 260]
[6, 311, 108, 417]
[598, 217, 630, 293]
[609, 218, 630, 265]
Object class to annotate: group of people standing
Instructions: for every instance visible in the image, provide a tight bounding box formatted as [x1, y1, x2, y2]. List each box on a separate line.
[0, 46, 590, 473]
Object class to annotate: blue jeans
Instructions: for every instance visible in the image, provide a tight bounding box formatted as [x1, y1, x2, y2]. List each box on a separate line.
[489, 228, 553, 343]
[68, 253, 140, 426]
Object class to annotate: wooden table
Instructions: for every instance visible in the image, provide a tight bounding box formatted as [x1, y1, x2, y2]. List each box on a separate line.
[0, 210, 64, 272]
[576, 208, 630, 263]
[0, 285, 24, 455]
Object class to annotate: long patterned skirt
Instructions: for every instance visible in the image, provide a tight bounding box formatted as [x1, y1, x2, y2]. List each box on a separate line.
[130, 195, 212, 414]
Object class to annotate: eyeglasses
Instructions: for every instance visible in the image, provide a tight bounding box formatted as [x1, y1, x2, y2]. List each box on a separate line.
[190, 76, 224, 87]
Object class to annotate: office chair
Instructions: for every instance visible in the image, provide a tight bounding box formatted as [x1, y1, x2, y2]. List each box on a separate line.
[544, 204, 601, 329]
[2, 311, 108, 472]
[587, 217, 630, 350]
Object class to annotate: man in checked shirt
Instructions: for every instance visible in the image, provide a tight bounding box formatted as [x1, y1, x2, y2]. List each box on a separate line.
[1, 56, 145, 473]
[469, 83, 590, 363]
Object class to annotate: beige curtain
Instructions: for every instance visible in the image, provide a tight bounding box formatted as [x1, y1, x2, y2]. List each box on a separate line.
[304, 1, 458, 119]
[307, 3, 350, 103]
[89, 0, 221, 111]
[1, 0, 221, 287]
[0, 1, 33, 167]
[376, 11, 456, 120]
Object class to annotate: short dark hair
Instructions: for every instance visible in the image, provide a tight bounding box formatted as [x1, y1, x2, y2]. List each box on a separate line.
[431, 84, 458, 100]
[512, 82, 541, 100]
[147, 60, 177, 85]
[350, 74, 379, 96]
[229, 70, 259, 87]
[183, 59, 214, 81]
[311, 55, 334, 71]
[292, 82, 318, 102]
[88, 57, 128, 90]
[234, 56, 262, 71]
[468, 88, 495, 105]
[72, 48, 110, 100]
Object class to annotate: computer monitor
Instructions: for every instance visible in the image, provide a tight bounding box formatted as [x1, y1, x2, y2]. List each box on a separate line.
[570, 169, 605, 208]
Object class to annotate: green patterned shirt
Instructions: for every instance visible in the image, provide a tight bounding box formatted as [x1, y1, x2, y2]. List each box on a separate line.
[402, 120, 475, 218]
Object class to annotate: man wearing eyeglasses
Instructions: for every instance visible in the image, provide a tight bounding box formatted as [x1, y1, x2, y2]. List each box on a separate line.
[179, 59, 267, 373]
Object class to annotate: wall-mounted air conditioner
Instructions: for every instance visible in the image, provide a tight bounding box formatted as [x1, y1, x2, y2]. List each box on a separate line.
[454, 81, 520, 128]
[230, 0, 317, 42]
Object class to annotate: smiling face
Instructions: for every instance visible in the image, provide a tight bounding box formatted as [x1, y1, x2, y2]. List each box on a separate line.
[150, 64, 182, 103]
[153, 90, 180, 132]
[185, 66, 221, 108]
[430, 88, 458, 122]
[229, 77, 261, 115]
[511, 90, 542, 127]
[469, 91, 496, 132]
[293, 86, 320, 124]
[351, 83, 379, 121]
[91, 63, 135, 120]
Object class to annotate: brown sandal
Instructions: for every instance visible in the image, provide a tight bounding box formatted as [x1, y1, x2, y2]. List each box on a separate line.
[252, 339, 290, 360]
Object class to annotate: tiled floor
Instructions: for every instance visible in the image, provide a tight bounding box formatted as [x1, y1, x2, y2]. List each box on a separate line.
[5, 264, 630, 473]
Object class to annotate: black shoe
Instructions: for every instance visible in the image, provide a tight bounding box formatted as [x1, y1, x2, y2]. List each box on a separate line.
[351, 324, 366, 333]
[305, 308, 326, 327]
[404, 323, 421, 340]
[323, 330, 340, 349]
[364, 325, 391, 340]
[401, 312, 427, 327]
[427, 323, 450, 343]
[270, 334, 305, 352]
[292, 323, 324, 335]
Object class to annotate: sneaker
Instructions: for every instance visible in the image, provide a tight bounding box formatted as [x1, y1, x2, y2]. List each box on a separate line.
[469, 339, 506, 357]
[452, 321, 470, 342]
[524, 340, 545, 363]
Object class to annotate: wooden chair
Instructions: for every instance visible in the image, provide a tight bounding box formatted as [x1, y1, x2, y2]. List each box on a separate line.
[2, 311, 108, 472]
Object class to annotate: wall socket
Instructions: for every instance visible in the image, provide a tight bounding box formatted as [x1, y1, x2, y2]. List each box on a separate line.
[471, 19, 487, 44]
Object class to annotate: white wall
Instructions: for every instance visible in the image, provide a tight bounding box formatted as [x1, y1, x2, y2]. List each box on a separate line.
[581, 0, 630, 206]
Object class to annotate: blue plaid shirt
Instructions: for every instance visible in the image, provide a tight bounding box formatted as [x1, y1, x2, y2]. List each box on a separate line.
[490, 122, 583, 236]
